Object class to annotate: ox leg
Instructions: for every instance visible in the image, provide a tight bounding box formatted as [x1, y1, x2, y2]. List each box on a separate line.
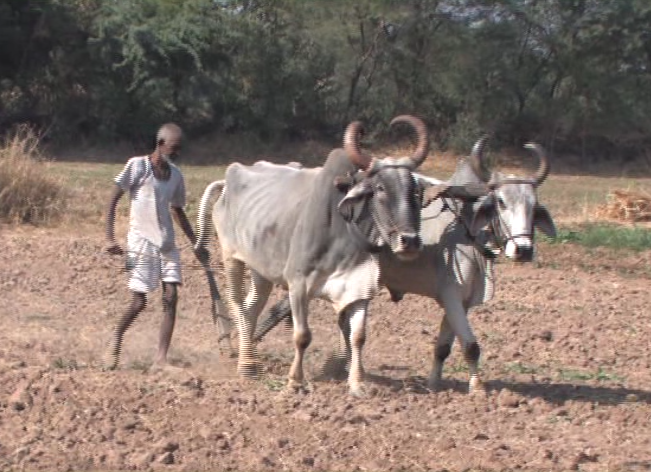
[287, 285, 311, 392]
[224, 258, 258, 378]
[463, 339, 484, 395]
[440, 297, 485, 395]
[320, 309, 351, 381]
[427, 316, 455, 391]
[347, 299, 370, 397]
[242, 269, 273, 362]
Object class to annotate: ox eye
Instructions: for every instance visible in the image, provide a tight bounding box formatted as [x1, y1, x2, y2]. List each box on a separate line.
[375, 183, 385, 193]
[497, 197, 506, 209]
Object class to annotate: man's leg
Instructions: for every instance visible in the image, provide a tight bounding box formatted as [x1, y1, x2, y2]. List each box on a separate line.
[154, 282, 178, 366]
[156, 245, 182, 366]
[103, 291, 147, 370]
[103, 233, 157, 371]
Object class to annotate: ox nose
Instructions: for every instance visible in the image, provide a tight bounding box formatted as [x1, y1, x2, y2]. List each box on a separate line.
[399, 234, 422, 252]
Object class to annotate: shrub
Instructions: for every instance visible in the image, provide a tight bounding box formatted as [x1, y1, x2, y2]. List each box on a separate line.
[0, 125, 67, 224]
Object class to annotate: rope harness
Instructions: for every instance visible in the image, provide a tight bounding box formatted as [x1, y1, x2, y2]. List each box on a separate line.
[489, 206, 535, 252]
[433, 196, 500, 260]
[105, 244, 221, 273]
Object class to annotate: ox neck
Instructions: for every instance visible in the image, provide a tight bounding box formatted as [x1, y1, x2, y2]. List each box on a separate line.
[346, 220, 383, 254]
[441, 196, 499, 260]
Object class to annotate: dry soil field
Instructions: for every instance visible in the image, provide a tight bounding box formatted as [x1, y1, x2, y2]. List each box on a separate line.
[0, 153, 650, 472]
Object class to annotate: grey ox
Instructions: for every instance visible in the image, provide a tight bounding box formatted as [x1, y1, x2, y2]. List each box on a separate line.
[194, 116, 468, 396]
[253, 136, 557, 395]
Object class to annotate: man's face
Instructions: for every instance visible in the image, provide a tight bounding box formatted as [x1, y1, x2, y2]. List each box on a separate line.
[160, 136, 182, 162]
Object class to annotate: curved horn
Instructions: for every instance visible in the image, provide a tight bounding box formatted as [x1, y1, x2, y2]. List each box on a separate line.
[343, 121, 373, 170]
[468, 134, 492, 183]
[389, 115, 430, 168]
[524, 143, 550, 187]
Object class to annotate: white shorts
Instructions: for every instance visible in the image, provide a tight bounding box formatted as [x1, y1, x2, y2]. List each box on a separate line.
[126, 232, 182, 293]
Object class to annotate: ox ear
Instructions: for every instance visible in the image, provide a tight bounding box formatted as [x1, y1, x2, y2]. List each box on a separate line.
[470, 196, 496, 236]
[414, 176, 442, 208]
[338, 181, 373, 222]
[416, 179, 442, 208]
[534, 204, 556, 238]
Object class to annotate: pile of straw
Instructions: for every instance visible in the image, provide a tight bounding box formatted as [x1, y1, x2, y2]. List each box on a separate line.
[595, 189, 651, 222]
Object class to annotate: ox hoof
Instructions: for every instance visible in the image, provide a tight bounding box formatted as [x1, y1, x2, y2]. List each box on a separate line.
[237, 363, 262, 380]
[469, 379, 487, 397]
[286, 379, 310, 394]
[349, 384, 368, 398]
[426, 378, 443, 393]
[100, 356, 120, 372]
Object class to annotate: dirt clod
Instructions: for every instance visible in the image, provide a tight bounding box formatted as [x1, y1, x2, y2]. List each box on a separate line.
[134, 452, 154, 466]
[154, 440, 179, 454]
[157, 452, 175, 465]
[497, 389, 522, 408]
[537, 330, 554, 341]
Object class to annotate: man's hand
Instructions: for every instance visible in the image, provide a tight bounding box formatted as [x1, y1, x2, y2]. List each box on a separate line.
[106, 243, 124, 256]
[194, 245, 210, 265]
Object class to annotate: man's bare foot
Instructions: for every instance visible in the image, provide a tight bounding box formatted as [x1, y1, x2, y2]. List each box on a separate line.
[148, 359, 183, 373]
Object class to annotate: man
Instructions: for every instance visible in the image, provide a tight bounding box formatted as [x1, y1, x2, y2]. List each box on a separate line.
[103, 122, 207, 370]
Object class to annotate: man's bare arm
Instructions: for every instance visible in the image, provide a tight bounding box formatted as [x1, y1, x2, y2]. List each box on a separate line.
[172, 206, 209, 263]
[106, 185, 125, 254]
[172, 206, 196, 245]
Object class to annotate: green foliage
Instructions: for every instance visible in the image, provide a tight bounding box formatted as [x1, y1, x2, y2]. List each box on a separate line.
[557, 367, 624, 383]
[506, 361, 538, 375]
[544, 224, 651, 252]
[1, 0, 651, 160]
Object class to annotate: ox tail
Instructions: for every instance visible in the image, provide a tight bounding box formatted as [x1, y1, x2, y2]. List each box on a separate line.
[194, 179, 235, 357]
[195, 180, 225, 251]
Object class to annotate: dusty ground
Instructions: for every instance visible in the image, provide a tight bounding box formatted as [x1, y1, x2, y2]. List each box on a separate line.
[1, 225, 650, 472]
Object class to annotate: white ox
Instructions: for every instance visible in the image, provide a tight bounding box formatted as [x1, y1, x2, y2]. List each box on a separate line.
[195, 116, 449, 396]
[254, 136, 557, 394]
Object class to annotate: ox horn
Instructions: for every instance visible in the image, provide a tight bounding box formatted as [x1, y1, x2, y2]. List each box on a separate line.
[344, 121, 374, 170]
[389, 115, 430, 168]
[468, 134, 492, 184]
[524, 143, 550, 187]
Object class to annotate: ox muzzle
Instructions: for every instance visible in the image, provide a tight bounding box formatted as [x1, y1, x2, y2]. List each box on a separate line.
[393, 232, 422, 261]
[504, 235, 534, 262]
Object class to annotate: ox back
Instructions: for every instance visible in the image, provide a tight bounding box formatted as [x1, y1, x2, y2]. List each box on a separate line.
[214, 151, 380, 293]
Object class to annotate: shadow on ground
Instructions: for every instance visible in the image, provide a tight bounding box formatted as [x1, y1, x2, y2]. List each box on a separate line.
[357, 368, 651, 406]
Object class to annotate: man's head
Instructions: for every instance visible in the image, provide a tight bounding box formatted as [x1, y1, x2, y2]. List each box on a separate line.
[155, 123, 183, 162]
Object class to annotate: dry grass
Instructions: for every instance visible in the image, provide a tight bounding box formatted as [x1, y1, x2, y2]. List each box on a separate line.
[0, 125, 67, 224]
[594, 189, 651, 223]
